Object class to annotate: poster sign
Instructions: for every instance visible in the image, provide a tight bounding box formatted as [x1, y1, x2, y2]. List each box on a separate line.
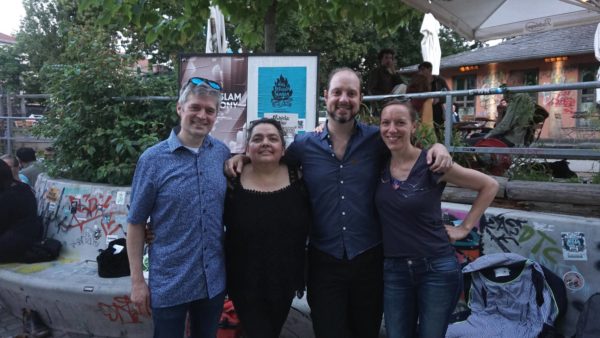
[180, 55, 249, 153]
[180, 54, 318, 152]
[561, 232, 588, 261]
[248, 55, 318, 146]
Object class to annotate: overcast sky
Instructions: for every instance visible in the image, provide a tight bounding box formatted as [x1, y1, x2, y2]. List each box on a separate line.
[0, 0, 24, 36]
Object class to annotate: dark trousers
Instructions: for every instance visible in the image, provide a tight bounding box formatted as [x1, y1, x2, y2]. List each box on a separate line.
[307, 246, 383, 338]
[232, 291, 295, 338]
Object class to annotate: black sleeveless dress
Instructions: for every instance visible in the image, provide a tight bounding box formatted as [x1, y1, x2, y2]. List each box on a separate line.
[224, 166, 311, 304]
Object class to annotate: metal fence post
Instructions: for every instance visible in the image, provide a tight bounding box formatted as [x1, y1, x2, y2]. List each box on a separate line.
[20, 92, 26, 116]
[6, 93, 13, 154]
[444, 93, 453, 147]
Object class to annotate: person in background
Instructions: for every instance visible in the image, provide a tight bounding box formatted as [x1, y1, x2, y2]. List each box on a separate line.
[224, 118, 310, 338]
[406, 73, 433, 128]
[226, 68, 453, 338]
[0, 160, 43, 263]
[127, 76, 229, 338]
[368, 49, 405, 115]
[16, 147, 43, 187]
[496, 98, 508, 125]
[452, 104, 460, 123]
[1, 154, 28, 183]
[375, 100, 498, 338]
[418, 62, 450, 139]
[368, 49, 404, 96]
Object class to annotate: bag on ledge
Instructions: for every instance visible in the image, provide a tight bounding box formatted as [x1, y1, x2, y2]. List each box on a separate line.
[21, 238, 62, 263]
[97, 237, 130, 278]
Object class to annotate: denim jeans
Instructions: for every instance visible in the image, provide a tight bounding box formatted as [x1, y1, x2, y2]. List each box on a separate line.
[383, 255, 462, 338]
[151, 291, 225, 338]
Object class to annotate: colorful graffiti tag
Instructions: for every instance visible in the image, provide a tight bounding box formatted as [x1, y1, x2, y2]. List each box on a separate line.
[98, 295, 150, 324]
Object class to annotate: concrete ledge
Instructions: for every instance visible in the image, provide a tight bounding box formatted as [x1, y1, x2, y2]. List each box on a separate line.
[2, 174, 597, 337]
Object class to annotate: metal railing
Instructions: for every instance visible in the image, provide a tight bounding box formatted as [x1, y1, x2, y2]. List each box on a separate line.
[363, 81, 600, 160]
[3, 82, 600, 159]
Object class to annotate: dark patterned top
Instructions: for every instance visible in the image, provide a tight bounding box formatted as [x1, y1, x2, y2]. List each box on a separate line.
[224, 167, 310, 300]
[375, 150, 453, 258]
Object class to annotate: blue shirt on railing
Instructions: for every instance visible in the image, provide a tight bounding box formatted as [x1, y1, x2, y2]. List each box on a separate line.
[127, 128, 229, 308]
[286, 122, 387, 260]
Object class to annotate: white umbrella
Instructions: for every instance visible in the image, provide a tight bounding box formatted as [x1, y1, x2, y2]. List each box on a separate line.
[420, 13, 442, 76]
[595, 22, 600, 103]
[402, 0, 600, 41]
[205, 6, 228, 53]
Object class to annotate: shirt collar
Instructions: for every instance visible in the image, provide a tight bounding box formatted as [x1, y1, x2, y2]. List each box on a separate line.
[319, 119, 362, 141]
[167, 127, 213, 153]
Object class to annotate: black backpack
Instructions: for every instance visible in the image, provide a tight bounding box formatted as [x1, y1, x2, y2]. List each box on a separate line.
[573, 293, 600, 338]
[96, 238, 130, 278]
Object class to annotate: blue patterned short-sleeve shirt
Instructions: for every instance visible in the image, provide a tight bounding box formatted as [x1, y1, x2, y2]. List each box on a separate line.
[128, 128, 230, 308]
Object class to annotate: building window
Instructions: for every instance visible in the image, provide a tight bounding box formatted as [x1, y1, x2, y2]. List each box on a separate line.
[509, 69, 538, 102]
[578, 65, 597, 128]
[453, 75, 476, 118]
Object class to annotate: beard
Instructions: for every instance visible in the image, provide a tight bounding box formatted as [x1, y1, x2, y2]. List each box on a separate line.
[328, 108, 357, 124]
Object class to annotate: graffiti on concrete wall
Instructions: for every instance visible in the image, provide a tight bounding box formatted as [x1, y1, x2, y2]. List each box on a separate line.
[442, 208, 486, 264]
[98, 295, 150, 324]
[35, 177, 131, 260]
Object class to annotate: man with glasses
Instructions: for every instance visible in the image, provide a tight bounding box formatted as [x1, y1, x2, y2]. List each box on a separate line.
[127, 77, 229, 338]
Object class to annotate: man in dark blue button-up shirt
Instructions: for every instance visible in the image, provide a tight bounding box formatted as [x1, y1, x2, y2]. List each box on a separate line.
[127, 78, 229, 338]
[227, 67, 451, 338]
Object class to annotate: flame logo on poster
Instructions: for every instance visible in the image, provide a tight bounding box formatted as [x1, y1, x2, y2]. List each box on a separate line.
[271, 74, 293, 108]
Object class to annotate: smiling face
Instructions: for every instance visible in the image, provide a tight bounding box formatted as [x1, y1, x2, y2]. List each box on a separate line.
[176, 93, 218, 144]
[246, 122, 285, 164]
[325, 70, 362, 124]
[379, 103, 417, 152]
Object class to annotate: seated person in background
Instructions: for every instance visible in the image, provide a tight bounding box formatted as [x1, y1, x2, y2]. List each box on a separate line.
[1, 154, 28, 183]
[0, 160, 43, 263]
[16, 147, 43, 188]
[468, 93, 547, 147]
[368, 49, 404, 96]
[406, 73, 434, 128]
[368, 49, 405, 115]
[495, 98, 508, 126]
[418, 61, 450, 139]
[452, 104, 460, 123]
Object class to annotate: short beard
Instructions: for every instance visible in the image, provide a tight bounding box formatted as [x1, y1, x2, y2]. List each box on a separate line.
[328, 110, 356, 124]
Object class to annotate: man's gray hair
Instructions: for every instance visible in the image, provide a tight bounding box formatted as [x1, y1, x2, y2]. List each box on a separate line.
[178, 81, 221, 108]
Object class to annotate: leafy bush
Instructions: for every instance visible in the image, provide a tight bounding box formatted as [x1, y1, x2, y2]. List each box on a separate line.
[34, 26, 177, 185]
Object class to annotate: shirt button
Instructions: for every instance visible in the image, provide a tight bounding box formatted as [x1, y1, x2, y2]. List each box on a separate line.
[339, 165, 343, 168]
[342, 211, 346, 216]
[340, 180, 344, 184]
[331, 153, 335, 157]
[342, 227, 347, 231]
[341, 195, 345, 199]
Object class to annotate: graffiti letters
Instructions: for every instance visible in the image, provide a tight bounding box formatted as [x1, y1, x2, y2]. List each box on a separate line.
[98, 295, 149, 324]
[484, 214, 562, 264]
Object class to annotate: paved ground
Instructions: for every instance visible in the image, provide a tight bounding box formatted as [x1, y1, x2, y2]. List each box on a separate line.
[0, 304, 22, 338]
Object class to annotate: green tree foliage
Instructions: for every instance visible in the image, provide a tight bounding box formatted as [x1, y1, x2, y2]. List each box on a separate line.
[34, 26, 178, 185]
[80, 0, 419, 52]
[276, 11, 470, 91]
[0, 45, 26, 92]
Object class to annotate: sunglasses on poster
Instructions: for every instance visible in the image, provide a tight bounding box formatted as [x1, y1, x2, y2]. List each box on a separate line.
[187, 77, 222, 91]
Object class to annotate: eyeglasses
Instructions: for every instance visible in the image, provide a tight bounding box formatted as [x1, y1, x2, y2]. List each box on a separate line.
[187, 77, 222, 91]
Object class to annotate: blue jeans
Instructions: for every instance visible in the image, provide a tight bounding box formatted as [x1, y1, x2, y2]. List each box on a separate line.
[151, 292, 225, 338]
[383, 255, 462, 338]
